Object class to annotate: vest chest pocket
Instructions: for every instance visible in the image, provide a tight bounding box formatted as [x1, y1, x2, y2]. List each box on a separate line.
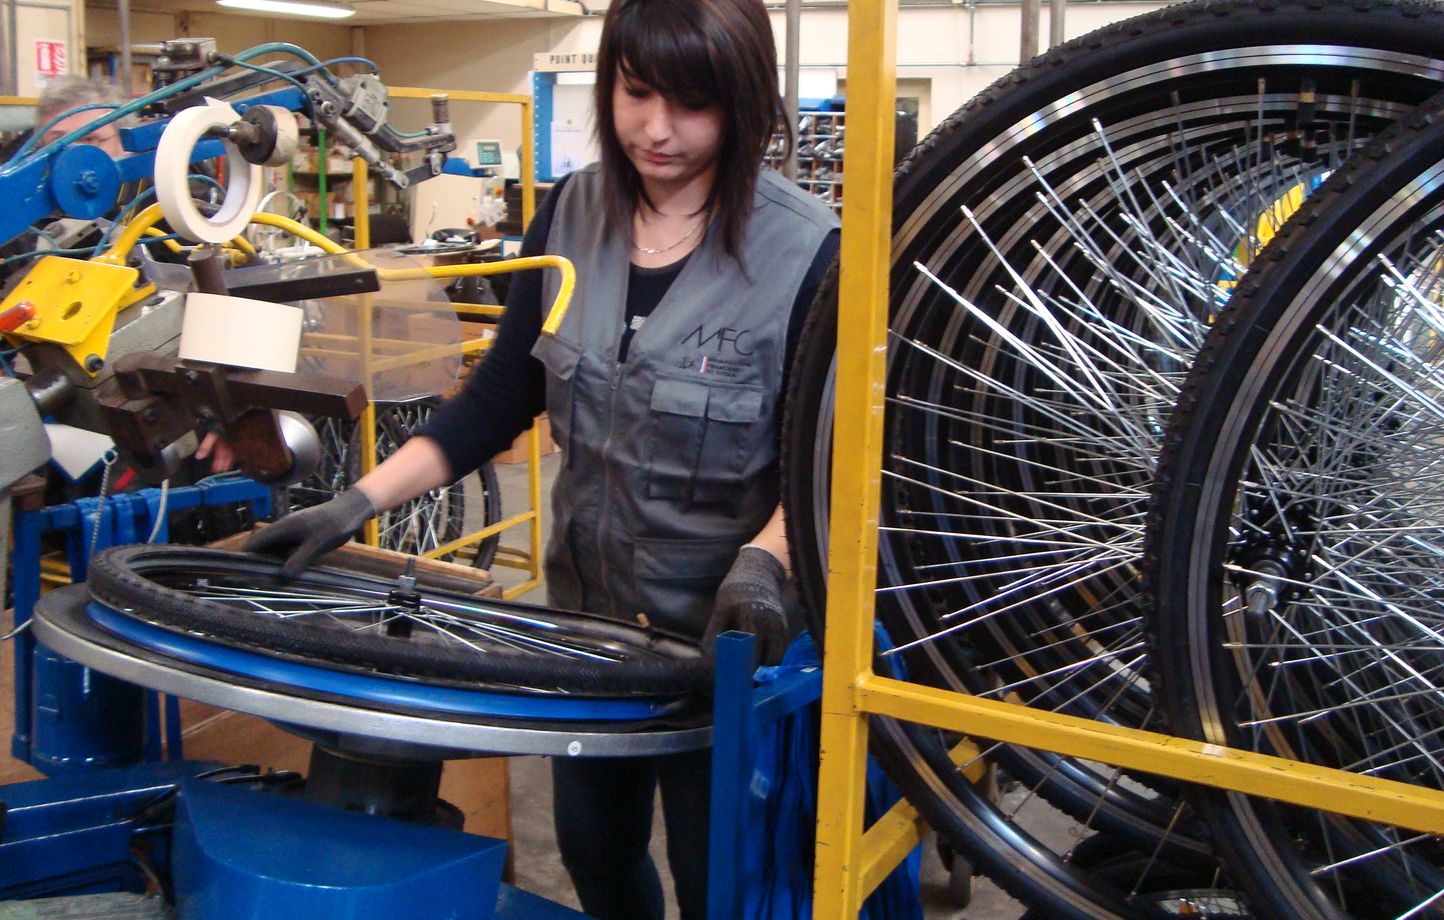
[530, 334, 581, 456]
[647, 377, 765, 505]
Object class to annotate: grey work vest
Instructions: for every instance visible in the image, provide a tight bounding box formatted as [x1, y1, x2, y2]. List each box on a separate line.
[531, 165, 838, 637]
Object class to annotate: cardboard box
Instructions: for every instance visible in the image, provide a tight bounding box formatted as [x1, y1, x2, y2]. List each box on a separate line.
[493, 414, 557, 464]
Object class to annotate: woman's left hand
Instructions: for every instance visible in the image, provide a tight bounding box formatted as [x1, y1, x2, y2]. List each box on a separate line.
[195, 430, 236, 473]
[703, 544, 790, 665]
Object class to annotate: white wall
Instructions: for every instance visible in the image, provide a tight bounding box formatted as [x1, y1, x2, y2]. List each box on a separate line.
[779, 3, 1165, 132]
[85, 4, 353, 58]
[8, 0, 87, 96]
[364, 16, 591, 163]
[361, 2, 1165, 149]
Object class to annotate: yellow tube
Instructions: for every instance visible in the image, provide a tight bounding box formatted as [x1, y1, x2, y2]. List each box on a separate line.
[96, 203, 168, 264]
[241, 214, 576, 333]
[249, 212, 348, 254]
[141, 227, 183, 255]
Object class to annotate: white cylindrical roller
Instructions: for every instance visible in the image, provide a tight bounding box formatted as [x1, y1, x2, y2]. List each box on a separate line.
[257, 105, 300, 166]
[178, 292, 303, 373]
[155, 99, 263, 243]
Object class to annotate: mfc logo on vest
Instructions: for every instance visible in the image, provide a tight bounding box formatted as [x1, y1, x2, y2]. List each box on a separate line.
[681, 322, 755, 356]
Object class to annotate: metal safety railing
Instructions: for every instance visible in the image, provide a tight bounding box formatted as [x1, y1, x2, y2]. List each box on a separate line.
[808, 1, 1444, 915]
[350, 87, 545, 596]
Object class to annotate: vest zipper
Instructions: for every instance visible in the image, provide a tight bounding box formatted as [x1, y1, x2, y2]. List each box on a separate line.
[596, 365, 625, 613]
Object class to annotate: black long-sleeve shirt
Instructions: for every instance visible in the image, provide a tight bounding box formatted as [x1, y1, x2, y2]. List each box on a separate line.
[420, 173, 840, 479]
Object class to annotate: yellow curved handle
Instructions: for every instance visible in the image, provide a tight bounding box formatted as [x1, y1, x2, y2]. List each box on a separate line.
[402, 256, 576, 335]
[97, 209, 575, 335]
[95, 203, 167, 264]
[97, 204, 262, 265]
[243, 213, 576, 334]
[249, 212, 348, 255]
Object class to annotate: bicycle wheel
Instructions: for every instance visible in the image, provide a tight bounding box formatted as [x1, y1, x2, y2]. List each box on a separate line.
[290, 414, 355, 511]
[356, 399, 465, 559]
[87, 545, 706, 700]
[468, 459, 503, 572]
[1147, 88, 1444, 918]
[784, 0, 1444, 913]
[292, 398, 502, 570]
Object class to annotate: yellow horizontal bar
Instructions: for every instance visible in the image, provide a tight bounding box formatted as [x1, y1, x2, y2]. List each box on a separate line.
[421, 509, 537, 560]
[388, 87, 531, 106]
[453, 303, 505, 318]
[0, 96, 38, 106]
[502, 578, 540, 600]
[858, 674, 1444, 834]
[367, 340, 472, 373]
[297, 338, 492, 369]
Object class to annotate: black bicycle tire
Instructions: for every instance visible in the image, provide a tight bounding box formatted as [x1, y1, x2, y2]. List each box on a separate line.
[87, 545, 708, 698]
[879, 0, 1444, 717]
[1145, 89, 1444, 918]
[470, 459, 502, 571]
[40, 583, 711, 735]
[786, 270, 1195, 918]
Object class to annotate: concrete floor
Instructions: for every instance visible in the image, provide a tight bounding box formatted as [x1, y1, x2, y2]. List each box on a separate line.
[477, 452, 1050, 919]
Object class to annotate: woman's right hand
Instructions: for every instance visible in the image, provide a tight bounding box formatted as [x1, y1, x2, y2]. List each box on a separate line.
[243, 486, 377, 579]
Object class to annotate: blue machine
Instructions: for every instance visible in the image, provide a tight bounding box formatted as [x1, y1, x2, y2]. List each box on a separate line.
[0, 38, 465, 252]
[2, 482, 595, 919]
[2, 483, 914, 918]
[172, 778, 506, 920]
[9, 477, 273, 772]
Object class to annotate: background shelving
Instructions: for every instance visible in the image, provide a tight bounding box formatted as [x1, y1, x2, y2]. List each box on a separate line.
[768, 110, 845, 214]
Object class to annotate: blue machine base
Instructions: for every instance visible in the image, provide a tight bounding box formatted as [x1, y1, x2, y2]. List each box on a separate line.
[1, 762, 587, 918]
[173, 777, 508, 920]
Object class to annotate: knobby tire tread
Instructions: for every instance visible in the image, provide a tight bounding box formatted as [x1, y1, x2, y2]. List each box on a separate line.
[87, 546, 708, 698]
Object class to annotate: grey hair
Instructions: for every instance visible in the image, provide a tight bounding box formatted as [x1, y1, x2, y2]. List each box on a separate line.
[36, 75, 133, 128]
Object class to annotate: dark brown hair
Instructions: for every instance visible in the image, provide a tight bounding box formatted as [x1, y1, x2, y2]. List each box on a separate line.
[593, 0, 790, 263]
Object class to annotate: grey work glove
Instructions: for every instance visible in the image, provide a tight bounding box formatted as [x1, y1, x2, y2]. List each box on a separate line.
[703, 545, 791, 666]
[243, 486, 376, 580]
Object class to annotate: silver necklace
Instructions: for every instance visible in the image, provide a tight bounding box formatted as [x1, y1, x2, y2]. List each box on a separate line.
[633, 214, 706, 255]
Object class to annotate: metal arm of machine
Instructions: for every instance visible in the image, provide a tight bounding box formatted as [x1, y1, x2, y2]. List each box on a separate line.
[0, 37, 460, 249]
[102, 353, 367, 483]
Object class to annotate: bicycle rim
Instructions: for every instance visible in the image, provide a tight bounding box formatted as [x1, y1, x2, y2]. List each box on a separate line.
[1148, 87, 1444, 919]
[86, 545, 708, 699]
[785, 0, 1444, 913]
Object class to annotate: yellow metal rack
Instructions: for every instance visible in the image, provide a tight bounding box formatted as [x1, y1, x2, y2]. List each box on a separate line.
[350, 87, 548, 597]
[810, 1, 1444, 914]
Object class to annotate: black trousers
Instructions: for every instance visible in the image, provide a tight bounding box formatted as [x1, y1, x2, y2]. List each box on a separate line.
[551, 746, 712, 920]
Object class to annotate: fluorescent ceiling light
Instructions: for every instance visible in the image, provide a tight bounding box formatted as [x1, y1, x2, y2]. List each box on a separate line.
[217, 0, 355, 18]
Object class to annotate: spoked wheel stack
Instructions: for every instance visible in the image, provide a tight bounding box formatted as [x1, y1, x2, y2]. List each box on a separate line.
[292, 397, 503, 570]
[784, 0, 1444, 915]
[1147, 87, 1444, 919]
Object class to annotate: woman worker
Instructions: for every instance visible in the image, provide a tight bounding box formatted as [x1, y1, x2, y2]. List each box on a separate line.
[245, 0, 840, 915]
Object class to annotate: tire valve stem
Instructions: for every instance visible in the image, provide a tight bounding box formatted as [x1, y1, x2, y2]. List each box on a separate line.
[1244, 558, 1289, 619]
[385, 558, 420, 639]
